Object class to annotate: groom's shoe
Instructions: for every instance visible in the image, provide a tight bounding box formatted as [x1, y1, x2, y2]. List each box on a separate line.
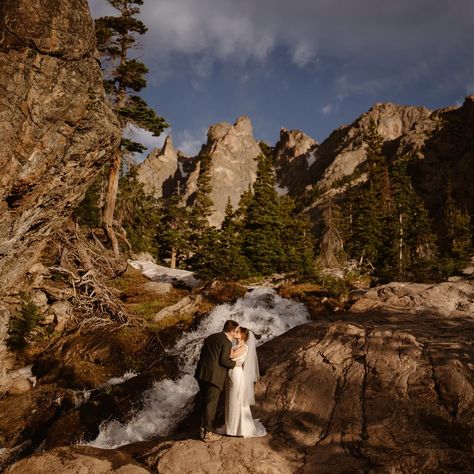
[199, 427, 205, 441]
[203, 431, 222, 442]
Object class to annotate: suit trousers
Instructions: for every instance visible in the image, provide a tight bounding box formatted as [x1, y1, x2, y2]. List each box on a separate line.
[198, 379, 221, 432]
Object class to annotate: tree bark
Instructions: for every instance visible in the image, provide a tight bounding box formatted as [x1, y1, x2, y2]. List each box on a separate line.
[103, 151, 121, 256]
[170, 247, 177, 269]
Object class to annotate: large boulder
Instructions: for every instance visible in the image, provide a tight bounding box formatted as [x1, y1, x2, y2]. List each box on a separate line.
[0, 0, 120, 292]
[350, 278, 474, 316]
[141, 308, 473, 473]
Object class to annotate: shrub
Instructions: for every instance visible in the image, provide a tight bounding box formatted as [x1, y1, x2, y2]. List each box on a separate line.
[7, 297, 42, 350]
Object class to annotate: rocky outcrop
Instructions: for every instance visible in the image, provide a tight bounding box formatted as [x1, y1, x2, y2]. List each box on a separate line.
[351, 278, 474, 316]
[137, 116, 261, 227]
[6, 445, 150, 474]
[307, 102, 432, 196]
[142, 292, 473, 473]
[274, 128, 318, 196]
[10, 277, 473, 473]
[137, 135, 179, 198]
[137, 135, 196, 199]
[184, 116, 261, 227]
[0, 0, 121, 292]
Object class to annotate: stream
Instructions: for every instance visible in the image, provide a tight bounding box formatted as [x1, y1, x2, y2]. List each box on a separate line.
[88, 287, 309, 449]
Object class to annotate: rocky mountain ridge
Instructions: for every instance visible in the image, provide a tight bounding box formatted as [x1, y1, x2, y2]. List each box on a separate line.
[138, 97, 474, 237]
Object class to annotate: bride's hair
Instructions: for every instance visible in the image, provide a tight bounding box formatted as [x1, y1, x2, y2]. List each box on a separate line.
[239, 327, 250, 341]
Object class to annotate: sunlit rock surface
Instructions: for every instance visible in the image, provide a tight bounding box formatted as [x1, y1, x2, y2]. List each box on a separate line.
[184, 116, 262, 227]
[0, 0, 120, 291]
[8, 280, 473, 473]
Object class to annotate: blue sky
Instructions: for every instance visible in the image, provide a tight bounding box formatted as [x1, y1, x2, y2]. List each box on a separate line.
[88, 0, 474, 156]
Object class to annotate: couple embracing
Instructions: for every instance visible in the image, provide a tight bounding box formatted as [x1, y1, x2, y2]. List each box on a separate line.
[194, 319, 267, 442]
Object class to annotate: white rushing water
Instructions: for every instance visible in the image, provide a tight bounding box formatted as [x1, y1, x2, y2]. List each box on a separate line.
[88, 287, 309, 449]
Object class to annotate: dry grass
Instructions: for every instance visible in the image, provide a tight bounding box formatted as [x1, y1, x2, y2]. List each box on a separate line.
[278, 282, 325, 299]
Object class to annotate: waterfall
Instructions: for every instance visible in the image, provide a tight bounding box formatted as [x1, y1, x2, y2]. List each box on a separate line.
[88, 287, 309, 449]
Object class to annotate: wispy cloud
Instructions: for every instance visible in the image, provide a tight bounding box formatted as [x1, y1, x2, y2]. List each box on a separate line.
[124, 124, 169, 162]
[175, 128, 207, 156]
[321, 104, 333, 115]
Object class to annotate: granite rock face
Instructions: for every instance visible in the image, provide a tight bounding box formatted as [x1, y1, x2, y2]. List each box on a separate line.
[137, 135, 196, 199]
[6, 446, 149, 474]
[0, 0, 120, 292]
[350, 278, 474, 316]
[137, 135, 179, 199]
[274, 128, 318, 196]
[186, 116, 262, 227]
[138, 116, 260, 227]
[307, 102, 432, 196]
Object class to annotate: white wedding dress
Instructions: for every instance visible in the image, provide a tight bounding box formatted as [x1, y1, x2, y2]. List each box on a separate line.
[223, 343, 266, 437]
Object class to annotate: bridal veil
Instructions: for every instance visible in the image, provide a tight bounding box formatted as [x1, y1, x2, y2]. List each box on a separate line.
[243, 331, 260, 405]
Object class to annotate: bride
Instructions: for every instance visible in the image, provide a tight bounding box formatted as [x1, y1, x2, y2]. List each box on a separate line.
[221, 326, 266, 437]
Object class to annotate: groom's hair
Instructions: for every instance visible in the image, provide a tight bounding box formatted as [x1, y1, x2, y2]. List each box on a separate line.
[223, 320, 239, 333]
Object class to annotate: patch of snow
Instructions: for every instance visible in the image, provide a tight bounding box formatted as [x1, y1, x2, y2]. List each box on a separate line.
[178, 160, 188, 178]
[275, 184, 288, 196]
[130, 260, 201, 288]
[306, 150, 317, 167]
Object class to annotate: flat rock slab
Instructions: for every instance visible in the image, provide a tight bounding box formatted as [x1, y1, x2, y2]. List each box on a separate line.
[6, 446, 149, 474]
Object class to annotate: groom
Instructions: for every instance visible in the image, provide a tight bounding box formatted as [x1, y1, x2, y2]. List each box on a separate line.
[195, 319, 240, 442]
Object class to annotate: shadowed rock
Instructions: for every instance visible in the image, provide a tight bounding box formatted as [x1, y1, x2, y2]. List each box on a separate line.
[10, 281, 472, 473]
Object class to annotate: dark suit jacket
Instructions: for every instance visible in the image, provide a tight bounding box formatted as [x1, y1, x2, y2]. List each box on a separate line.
[194, 332, 236, 390]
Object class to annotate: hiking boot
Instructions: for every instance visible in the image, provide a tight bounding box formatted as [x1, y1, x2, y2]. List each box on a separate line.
[203, 431, 222, 442]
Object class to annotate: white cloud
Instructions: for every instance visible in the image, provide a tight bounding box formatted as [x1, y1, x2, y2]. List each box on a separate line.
[124, 124, 170, 162]
[292, 41, 317, 68]
[88, 0, 474, 96]
[321, 104, 333, 115]
[175, 128, 207, 156]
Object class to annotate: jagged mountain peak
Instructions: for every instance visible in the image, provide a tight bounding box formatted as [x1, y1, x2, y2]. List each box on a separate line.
[277, 128, 318, 159]
[186, 116, 262, 226]
[137, 134, 180, 199]
[208, 115, 254, 143]
[356, 101, 433, 141]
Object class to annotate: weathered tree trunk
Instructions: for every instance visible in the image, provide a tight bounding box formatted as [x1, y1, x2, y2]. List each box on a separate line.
[170, 247, 177, 269]
[103, 151, 121, 256]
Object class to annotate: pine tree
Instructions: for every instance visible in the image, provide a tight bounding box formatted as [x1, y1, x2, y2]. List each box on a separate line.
[242, 152, 284, 275]
[206, 199, 251, 280]
[115, 165, 159, 254]
[280, 196, 315, 276]
[346, 120, 390, 271]
[95, 0, 167, 255]
[188, 152, 215, 244]
[155, 194, 190, 269]
[317, 198, 346, 268]
[444, 183, 472, 260]
[73, 175, 104, 228]
[378, 157, 437, 280]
